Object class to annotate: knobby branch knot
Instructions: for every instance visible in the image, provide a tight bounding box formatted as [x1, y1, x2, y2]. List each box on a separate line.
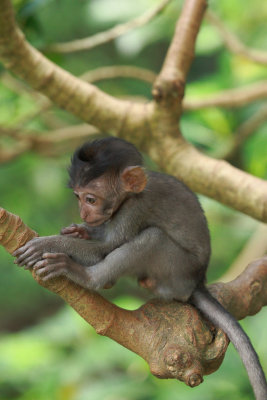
[140, 300, 228, 387]
[152, 76, 185, 105]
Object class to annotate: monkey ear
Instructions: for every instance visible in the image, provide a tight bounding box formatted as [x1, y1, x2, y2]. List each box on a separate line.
[121, 166, 147, 193]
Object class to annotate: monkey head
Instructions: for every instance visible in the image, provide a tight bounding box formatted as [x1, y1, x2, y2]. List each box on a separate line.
[73, 166, 147, 226]
[69, 138, 147, 226]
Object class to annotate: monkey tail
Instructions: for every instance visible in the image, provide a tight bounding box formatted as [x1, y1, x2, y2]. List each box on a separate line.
[191, 287, 267, 400]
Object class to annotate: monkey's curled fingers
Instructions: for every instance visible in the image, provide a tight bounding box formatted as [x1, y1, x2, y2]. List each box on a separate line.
[33, 253, 70, 281]
[33, 253, 88, 282]
[13, 236, 56, 268]
[60, 224, 91, 239]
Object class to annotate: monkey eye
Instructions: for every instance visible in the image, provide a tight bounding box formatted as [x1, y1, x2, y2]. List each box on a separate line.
[86, 196, 96, 205]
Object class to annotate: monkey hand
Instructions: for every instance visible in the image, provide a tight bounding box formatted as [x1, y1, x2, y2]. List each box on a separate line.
[13, 236, 59, 268]
[60, 224, 91, 239]
[32, 253, 85, 282]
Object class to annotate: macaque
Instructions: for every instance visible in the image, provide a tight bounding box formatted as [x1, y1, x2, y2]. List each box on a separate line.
[13, 137, 267, 400]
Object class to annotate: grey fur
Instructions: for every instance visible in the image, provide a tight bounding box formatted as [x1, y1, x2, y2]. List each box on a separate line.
[14, 166, 266, 399]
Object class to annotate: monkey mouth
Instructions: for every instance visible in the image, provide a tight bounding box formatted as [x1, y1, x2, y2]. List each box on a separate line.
[84, 217, 108, 227]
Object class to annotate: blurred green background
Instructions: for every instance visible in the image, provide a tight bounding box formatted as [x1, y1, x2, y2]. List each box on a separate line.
[0, 0, 267, 399]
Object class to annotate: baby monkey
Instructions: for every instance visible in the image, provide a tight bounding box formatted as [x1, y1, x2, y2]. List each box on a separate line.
[14, 137, 267, 399]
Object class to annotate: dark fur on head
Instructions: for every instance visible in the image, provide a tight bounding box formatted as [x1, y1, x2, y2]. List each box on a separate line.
[68, 137, 143, 188]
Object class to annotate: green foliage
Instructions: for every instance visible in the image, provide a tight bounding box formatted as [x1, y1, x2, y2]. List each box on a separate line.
[1, 0, 267, 399]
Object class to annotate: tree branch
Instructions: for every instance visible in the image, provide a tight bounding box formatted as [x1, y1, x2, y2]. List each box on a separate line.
[220, 223, 267, 283]
[80, 65, 157, 84]
[0, 0, 150, 133]
[222, 105, 267, 160]
[183, 81, 267, 110]
[1, 208, 267, 387]
[48, 0, 172, 53]
[206, 10, 267, 65]
[153, 0, 207, 109]
[145, 132, 267, 222]
[0, 124, 100, 162]
[0, 0, 266, 223]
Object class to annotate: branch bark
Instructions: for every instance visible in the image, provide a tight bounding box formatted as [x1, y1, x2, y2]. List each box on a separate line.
[145, 133, 267, 222]
[183, 81, 267, 110]
[220, 223, 267, 283]
[0, 124, 100, 162]
[80, 66, 157, 84]
[153, 0, 207, 110]
[0, 0, 150, 133]
[1, 208, 267, 387]
[47, 0, 172, 53]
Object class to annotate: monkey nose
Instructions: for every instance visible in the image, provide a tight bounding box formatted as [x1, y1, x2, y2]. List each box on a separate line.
[80, 209, 88, 220]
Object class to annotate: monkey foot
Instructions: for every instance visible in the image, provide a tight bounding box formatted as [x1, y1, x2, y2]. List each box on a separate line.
[138, 277, 157, 290]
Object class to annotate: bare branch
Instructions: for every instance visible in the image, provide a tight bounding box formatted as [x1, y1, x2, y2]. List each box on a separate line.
[0, 124, 99, 162]
[147, 134, 267, 222]
[31, 124, 100, 156]
[220, 224, 267, 283]
[222, 105, 267, 160]
[206, 10, 267, 65]
[0, 0, 150, 133]
[1, 67, 155, 130]
[81, 65, 156, 84]
[153, 0, 207, 108]
[48, 0, 172, 53]
[1, 71, 53, 126]
[183, 81, 267, 110]
[0, 139, 31, 163]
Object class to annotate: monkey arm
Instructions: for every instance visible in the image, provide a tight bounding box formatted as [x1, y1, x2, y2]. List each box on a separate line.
[28, 227, 162, 290]
[86, 227, 163, 290]
[13, 235, 113, 267]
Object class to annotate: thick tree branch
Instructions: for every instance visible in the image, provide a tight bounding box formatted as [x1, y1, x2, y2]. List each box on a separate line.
[1, 208, 267, 387]
[4, 67, 267, 120]
[0, 0, 266, 223]
[0, 0, 150, 133]
[145, 134, 267, 222]
[206, 10, 267, 65]
[1, 67, 155, 130]
[153, 0, 207, 109]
